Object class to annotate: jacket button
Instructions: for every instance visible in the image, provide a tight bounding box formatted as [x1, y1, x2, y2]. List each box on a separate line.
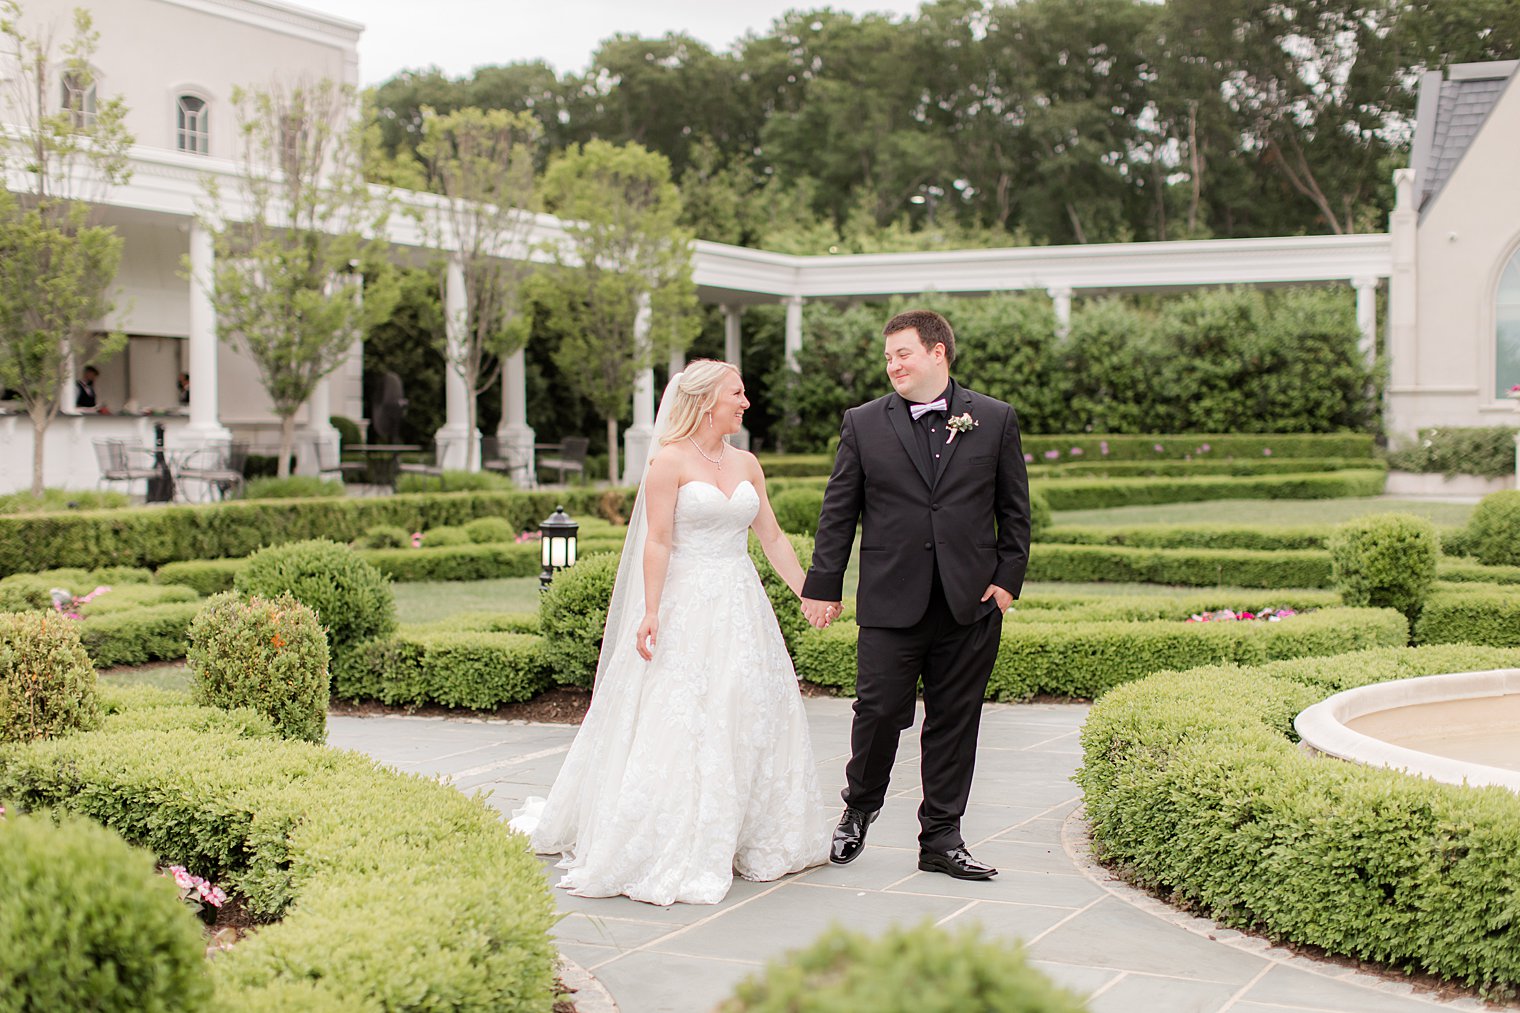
[931, 503, 940, 510]
[923, 541, 933, 550]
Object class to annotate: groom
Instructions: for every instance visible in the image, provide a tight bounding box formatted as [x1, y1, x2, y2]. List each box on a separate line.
[801, 309, 1030, 880]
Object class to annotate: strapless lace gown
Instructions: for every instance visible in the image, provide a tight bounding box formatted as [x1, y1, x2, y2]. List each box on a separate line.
[510, 479, 830, 905]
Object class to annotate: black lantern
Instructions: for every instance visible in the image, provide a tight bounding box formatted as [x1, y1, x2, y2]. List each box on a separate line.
[538, 505, 579, 588]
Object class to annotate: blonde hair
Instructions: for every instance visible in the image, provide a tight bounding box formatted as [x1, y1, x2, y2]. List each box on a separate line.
[659, 359, 741, 445]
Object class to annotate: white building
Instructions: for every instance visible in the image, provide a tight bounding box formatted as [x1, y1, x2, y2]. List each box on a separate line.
[0, 0, 1512, 494]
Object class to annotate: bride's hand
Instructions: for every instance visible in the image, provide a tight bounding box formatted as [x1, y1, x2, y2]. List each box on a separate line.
[635, 612, 658, 661]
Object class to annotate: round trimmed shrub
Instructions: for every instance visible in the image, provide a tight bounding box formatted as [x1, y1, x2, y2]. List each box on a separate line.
[352, 525, 410, 550]
[1328, 513, 1438, 623]
[235, 539, 396, 655]
[720, 923, 1086, 1012]
[187, 591, 330, 743]
[0, 611, 101, 743]
[420, 525, 471, 547]
[463, 516, 516, 544]
[538, 552, 619, 688]
[771, 488, 823, 537]
[1465, 490, 1520, 567]
[0, 813, 213, 1011]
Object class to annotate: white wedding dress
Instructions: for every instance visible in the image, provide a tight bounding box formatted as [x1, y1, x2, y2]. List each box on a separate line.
[511, 479, 830, 906]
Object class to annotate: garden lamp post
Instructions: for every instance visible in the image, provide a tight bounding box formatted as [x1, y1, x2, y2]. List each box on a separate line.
[539, 505, 579, 588]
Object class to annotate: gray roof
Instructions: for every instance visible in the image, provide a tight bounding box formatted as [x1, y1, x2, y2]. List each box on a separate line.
[1410, 61, 1519, 217]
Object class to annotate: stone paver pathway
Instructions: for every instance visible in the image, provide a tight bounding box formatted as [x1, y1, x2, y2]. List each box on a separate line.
[329, 700, 1508, 1013]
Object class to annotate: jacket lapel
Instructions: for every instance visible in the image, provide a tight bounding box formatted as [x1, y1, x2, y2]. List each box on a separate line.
[887, 397, 934, 489]
[931, 387, 975, 490]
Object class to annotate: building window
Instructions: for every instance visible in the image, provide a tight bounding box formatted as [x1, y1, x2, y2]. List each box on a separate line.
[1499, 247, 1520, 399]
[177, 95, 209, 154]
[61, 71, 96, 128]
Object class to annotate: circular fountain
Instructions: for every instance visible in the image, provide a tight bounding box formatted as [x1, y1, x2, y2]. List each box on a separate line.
[1294, 668, 1520, 792]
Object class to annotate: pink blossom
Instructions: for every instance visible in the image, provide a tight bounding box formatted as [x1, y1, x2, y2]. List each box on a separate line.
[1198, 443, 1211, 454]
[1024, 453, 1034, 463]
[170, 866, 196, 890]
[197, 881, 227, 907]
[1153, 443, 1164, 453]
[1262, 447, 1273, 456]
[1099, 441, 1109, 456]
[1043, 449, 1060, 460]
[411, 532, 423, 548]
[1069, 447, 1084, 456]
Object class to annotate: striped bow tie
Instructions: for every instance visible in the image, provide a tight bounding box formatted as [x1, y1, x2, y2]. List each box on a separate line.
[908, 398, 947, 420]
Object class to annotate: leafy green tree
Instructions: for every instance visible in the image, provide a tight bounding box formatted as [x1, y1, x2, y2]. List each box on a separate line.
[415, 106, 540, 468]
[0, 3, 131, 496]
[200, 78, 398, 477]
[534, 140, 700, 480]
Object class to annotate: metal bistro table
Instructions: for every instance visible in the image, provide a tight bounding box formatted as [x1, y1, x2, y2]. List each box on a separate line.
[348, 444, 422, 492]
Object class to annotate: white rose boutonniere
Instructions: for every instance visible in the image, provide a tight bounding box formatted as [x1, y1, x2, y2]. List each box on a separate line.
[945, 413, 979, 444]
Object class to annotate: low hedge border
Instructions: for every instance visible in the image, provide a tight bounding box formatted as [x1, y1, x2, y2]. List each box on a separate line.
[1028, 542, 1335, 589]
[76, 601, 203, 668]
[1437, 558, 1520, 586]
[1040, 524, 1336, 552]
[0, 488, 637, 577]
[1036, 470, 1387, 511]
[1026, 457, 1383, 480]
[1023, 432, 1376, 462]
[1414, 587, 1520, 648]
[796, 606, 1407, 698]
[0, 687, 559, 1009]
[1077, 644, 1520, 992]
[334, 630, 551, 708]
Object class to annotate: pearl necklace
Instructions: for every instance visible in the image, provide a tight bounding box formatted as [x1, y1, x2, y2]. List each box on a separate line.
[687, 435, 726, 470]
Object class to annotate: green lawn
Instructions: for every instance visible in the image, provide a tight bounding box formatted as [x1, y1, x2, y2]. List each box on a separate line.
[100, 662, 190, 693]
[1052, 496, 1476, 528]
[392, 577, 545, 623]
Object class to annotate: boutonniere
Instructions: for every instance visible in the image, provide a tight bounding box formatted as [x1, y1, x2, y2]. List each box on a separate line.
[945, 413, 978, 444]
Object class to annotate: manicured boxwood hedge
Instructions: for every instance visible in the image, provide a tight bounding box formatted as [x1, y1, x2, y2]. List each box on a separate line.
[795, 606, 1407, 698]
[1036, 469, 1387, 511]
[1026, 457, 1383, 480]
[1438, 559, 1520, 586]
[1414, 587, 1520, 648]
[1077, 644, 1520, 992]
[76, 601, 203, 668]
[1040, 524, 1335, 552]
[0, 488, 636, 577]
[1023, 432, 1376, 462]
[334, 629, 552, 707]
[0, 686, 559, 1009]
[1027, 542, 1335, 589]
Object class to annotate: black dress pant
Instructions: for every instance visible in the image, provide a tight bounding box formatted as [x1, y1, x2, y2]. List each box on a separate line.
[845, 575, 1002, 851]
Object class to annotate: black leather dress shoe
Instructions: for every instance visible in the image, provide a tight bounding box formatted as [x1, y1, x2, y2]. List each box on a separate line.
[830, 807, 879, 865]
[918, 846, 997, 880]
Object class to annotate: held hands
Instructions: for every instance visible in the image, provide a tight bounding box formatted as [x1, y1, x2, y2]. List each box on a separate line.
[800, 597, 842, 629]
[635, 612, 658, 661]
[981, 584, 1014, 614]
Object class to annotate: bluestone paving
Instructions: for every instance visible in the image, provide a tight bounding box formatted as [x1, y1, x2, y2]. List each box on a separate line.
[328, 698, 1513, 1013]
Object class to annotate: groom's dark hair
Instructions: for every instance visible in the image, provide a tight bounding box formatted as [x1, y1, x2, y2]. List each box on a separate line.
[883, 309, 956, 365]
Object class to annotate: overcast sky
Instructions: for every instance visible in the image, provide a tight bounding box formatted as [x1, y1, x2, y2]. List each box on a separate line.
[294, 0, 925, 86]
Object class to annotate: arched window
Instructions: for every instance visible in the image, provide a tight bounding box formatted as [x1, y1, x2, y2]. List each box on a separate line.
[1499, 246, 1520, 398]
[61, 71, 96, 128]
[177, 94, 209, 154]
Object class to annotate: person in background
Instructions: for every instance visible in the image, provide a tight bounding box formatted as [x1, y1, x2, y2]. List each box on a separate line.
[177, 372, 190, 405]
[75, 365, 100, 410]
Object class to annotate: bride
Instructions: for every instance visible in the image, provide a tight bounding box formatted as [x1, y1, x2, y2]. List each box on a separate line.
[510, 359, 831, 905]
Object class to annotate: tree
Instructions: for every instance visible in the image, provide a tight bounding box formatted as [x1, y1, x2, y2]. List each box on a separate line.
[414, 107, 540, 469]
[0, 2, 131, 497]
[534, 140, 700, 481]
[200, 78, 397, 477]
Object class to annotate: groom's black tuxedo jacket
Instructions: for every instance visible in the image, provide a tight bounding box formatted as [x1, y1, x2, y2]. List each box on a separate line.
[802, 382, 1031, 628]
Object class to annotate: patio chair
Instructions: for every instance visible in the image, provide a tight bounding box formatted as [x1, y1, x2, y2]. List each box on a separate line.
[482, 436, 536, 487]
[538, 436, 589, 485]
[177, 441, 248, 502]
[315, 438, 367, 484]
[397, 438, 452, 490]
[93, 439, 158, 496]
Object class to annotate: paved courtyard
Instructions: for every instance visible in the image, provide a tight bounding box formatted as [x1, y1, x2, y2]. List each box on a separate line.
[329, 700, 1506, 1013]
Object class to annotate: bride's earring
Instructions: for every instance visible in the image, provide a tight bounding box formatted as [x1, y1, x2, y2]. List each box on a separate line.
[706, 411, 713, 429]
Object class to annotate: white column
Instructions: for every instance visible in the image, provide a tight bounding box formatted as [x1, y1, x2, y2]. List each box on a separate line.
[1047, 285, 1074, 340]
[61, 346, 78, 414]
[295, 374, 337, 476]
[783, 296, 804, 371]
[669, 345, 686, 378]
[185, 220, 230, 444]
[623, 294, 656, 485]
[497, 346, 535, 487]
[722, 304, 750, 451]
[435, 256, 474, 470]
[1352, 276, 1379, 367]
[1386, 167, 1418, 437]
